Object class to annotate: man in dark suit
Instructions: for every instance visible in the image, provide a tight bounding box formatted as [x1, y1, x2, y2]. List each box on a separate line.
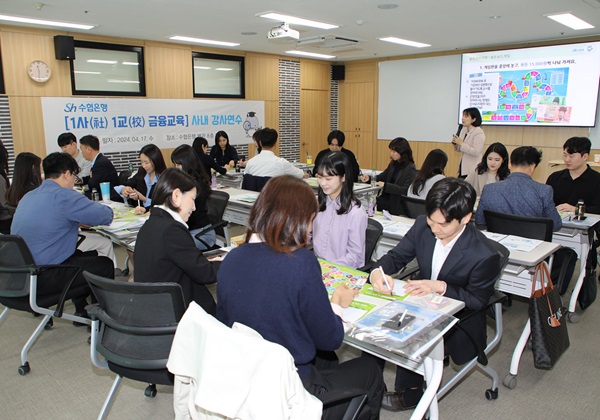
[313, 130, 360, 182]
[369, 177, 502, 411]
[80, 134, 122, 202]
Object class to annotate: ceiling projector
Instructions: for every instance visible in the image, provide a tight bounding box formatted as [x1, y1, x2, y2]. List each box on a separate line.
[267, 23, 299, 41]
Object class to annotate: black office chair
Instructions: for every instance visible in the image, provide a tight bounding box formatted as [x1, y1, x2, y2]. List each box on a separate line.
[364, 218, 384, 267]
[84, 272, 186, 420]
[118, 169, 132, 184]
[194, 190, 230, 249]
[0, 235, 91, 375]
[241, 173, 271, 192]
[436, 239, 510, 401]
[483, 210, 553, 242]
[401, 195, 427, 219]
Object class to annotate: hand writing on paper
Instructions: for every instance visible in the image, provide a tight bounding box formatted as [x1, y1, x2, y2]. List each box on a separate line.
[404, 279, 445, 297]
[370, 269, 395, 295]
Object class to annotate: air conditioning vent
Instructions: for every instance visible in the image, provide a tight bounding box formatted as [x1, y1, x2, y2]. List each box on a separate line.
[297, 35, 361, 49]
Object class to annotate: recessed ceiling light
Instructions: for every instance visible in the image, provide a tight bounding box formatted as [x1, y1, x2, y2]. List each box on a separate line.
[489, 15, 502, 19]
[74, 71, 101, 75]
[215, 68, 233, 71]
[258, 12, 338, 30]
[546, 13, 594, 30]
[194, 66, 211, 70]
[241, 32, 258, 36]
[169, 35, 240, 47]
[0, 13, 95, 30]
[377, 4, 399, 10]
[285, 50, 336, 59]
[122, 62, 139, 66]
[379, 37, 431, 48]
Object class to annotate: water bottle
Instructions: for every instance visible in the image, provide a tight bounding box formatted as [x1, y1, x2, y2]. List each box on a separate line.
[371, 168, 377, 187]
[128, 163, 134, 177]
[211, 172, 217, 188]
[575, 199, 585, 220]
[367, 194, 376, 217]
[91, 188, 100, 202]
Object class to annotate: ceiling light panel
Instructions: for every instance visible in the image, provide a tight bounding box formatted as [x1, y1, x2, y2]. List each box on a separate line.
[258, 12, 338, 29]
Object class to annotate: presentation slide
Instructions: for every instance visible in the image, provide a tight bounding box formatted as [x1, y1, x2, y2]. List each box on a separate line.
[459, 42, 600, 127]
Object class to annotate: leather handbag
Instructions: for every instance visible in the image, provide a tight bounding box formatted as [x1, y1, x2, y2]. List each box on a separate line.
[529, 261, 570, 370]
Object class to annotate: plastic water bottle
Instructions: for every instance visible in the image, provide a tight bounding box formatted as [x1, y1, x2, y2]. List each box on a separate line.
[367, 194, 375, 217]
[91, 188, 100, 201]
[211, 172, 217, 188]
[128, 163, 134, 177]
[371, 168, 377, 187]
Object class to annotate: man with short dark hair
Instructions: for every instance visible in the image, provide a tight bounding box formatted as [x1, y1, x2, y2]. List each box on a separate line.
[475, 146, 562, 231]
[11, 152, 114, 318]
[79, 134, 121, 201]
[369, 178, 503, 411]
[244, 128, 305, 178]
[57, 132, 91, 181]
[546, 136, 600, 214]
[313, 130, 360, 182]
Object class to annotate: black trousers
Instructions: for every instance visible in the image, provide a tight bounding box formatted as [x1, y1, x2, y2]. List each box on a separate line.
[364, 353, 425, 407]
[37, 251, 114, 313]
[304, 351, 384, 420]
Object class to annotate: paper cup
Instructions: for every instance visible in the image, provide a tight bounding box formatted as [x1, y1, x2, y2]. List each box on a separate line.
[99, 182, 111, 202]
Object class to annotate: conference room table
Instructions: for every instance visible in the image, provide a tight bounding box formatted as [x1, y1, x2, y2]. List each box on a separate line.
[221, 183, 382, 227]
[342, 290, 464, 420]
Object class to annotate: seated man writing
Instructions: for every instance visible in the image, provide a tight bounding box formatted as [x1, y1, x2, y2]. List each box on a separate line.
[368, 177, 502, 411]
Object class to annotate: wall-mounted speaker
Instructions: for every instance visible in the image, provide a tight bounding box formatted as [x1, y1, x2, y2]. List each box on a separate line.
[54, 35, 75, 60]
[332, 64, 345, 81]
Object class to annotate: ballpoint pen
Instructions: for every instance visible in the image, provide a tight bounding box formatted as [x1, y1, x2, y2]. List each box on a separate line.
[378, 266, 394, 295]
[398, 309, 408, 328]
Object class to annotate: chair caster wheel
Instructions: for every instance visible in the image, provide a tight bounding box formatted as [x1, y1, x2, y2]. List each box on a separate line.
[18, 362, 31, 376]
[502, 374, 517, 389]
[122, 268, 129, 276]
[44, 318, 54, 330]
[526, 338, 532, 350]
[145, 384, 157, 398]
[485, 388, 498, 400]
[567, 312, 579, 323]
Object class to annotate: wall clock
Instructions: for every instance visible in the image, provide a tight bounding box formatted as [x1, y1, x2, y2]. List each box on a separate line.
[27, 60, 52, 83]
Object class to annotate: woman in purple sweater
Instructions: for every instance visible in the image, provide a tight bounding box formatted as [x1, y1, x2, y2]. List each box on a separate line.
[217, 175, 383, 420]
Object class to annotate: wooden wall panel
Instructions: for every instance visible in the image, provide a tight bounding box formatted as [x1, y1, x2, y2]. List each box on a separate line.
[245, 54, 279, 101]
[9, 97, 45, 156]
[341, 61, 377, 83]
[300, 90, 329, 160]
[1, 29, 72, 97]
[145, 45, 192, 99]
[300, 60, 330, 90]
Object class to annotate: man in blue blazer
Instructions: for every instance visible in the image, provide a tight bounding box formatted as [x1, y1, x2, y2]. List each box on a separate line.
[475, 146, 562, 231]
[369, 177, 503, 411]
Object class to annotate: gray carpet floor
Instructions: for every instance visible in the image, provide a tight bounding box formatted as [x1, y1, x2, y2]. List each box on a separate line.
[1, 245, 598, 419]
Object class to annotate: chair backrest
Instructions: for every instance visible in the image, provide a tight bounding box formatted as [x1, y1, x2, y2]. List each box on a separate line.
[401, 195, 427, 219]
[207, 190, 230, 238]
[242, 173, 271, 192]
[84, 271, 186, 371]
[0, 235, 36, 298]
[365, 218, 384, 265]
[118, 170, 132, 184]
[483, 210, 553, 242]
[484, 238, 510, 284]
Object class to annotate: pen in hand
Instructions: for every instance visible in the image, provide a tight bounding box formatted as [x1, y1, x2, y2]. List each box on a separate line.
[378, 266, 394, 296]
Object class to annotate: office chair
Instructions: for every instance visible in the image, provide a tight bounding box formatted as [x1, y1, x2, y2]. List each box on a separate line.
[117, 169, 132, 184]
[436, 239, 510, 401]
[168, 301, 367, 420]
[0, 235, 91, 375]
[401, 195, 427, 219]
[194, 190, 230, 248]
[84, 272, 186, 420]
[241, 173, 271, 192]
[363, 218, 384, 267]
[483, 210, 553, 242]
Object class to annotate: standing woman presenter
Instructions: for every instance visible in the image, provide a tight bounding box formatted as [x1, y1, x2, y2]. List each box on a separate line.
[452, 107, 485, 178]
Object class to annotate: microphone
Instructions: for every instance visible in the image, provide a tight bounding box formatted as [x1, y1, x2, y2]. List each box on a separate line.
[455, 124, 463, 137]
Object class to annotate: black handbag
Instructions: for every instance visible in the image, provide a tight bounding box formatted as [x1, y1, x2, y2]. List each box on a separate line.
[529, 261, 570, 370]
[578, 267, 597, 310]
